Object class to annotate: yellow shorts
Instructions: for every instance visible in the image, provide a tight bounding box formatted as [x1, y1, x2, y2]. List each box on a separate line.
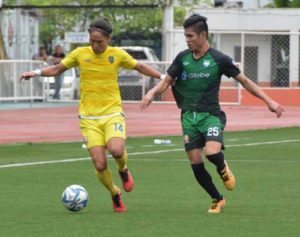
[80, 114, 126, 149]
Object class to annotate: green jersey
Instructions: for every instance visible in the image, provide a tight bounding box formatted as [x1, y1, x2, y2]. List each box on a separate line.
[167, 48, 240, 114]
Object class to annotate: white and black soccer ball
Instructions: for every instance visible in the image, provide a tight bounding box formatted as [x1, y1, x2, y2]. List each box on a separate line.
[61, 184, 89, 212]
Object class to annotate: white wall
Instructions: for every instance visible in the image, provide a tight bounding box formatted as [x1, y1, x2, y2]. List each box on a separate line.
[190, 8, 300, 31]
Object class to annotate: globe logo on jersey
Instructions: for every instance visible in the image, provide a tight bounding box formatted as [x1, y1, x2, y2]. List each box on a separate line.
[182, 71, 188, 80]
[203, 60, 210, 67]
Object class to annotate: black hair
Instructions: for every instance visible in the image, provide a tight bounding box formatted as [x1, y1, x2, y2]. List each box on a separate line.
[89, 18, 112, 36]
[183, 14, 208, 37]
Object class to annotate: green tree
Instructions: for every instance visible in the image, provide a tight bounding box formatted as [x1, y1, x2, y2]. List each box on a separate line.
[173, 0, 211, 26]
[2, 0, 213, 55]
[16, 0, 163, 48]
[274, 0, 290, 7]
[272, 0, 300, 7]
[290, 0, 300, 7]
[3, 0, 163, 50]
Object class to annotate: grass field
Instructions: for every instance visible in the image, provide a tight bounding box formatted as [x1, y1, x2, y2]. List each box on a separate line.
[1, 127, 300, 237]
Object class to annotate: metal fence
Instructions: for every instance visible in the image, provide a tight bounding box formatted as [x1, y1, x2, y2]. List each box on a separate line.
[119, 61, 170, 102]
[0, 60, 46, 102]
[4, 30, 299, 104]
[0, 60, 241, 104]
[211, 31, 298, 88]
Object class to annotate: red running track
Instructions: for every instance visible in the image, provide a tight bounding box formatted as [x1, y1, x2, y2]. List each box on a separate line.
[0, 103, 299, 144]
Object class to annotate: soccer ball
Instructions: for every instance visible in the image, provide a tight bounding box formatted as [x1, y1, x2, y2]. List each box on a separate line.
[61, 184, 89, 212]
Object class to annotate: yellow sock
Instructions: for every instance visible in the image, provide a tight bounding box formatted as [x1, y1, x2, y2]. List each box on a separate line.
[115, 150, 128, 171]
[95, 169, 119, 196]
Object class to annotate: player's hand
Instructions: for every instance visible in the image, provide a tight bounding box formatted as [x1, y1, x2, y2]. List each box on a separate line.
[268, 100, 285, 118]
[19, 71, 36, 81]
[140, 93, 154, 110]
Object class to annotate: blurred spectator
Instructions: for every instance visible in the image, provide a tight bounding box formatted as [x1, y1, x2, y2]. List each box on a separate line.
[32, 46, 48, 61]
[50, 45, 66, 100]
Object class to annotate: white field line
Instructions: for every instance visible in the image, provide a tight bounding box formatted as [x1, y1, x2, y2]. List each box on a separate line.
[0, 139, 300, 169]
[141, 144, 177, 148]
[139, 138, 250, 148]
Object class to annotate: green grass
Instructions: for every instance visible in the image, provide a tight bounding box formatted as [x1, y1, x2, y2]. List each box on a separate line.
[1, 127, 300, 237]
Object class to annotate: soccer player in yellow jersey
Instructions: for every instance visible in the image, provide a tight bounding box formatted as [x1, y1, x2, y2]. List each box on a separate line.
[20, 18, 165, 212]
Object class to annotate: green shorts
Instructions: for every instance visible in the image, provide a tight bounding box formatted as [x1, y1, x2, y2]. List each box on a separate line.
[181, 111, 226, 151]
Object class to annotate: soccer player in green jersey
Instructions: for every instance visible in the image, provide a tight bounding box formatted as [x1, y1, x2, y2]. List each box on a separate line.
[20, 18, 165, 212]
[141, 14, 284, 213]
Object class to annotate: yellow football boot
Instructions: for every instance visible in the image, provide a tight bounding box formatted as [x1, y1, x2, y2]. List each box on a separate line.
[220, 161, 235, 190]
[208, 198, 226, 214]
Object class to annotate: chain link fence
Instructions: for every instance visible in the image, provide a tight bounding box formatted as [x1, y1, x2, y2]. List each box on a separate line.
[119, 61, 169, 102]
[210, 31, 299, 87]
[118, 61, 242, 105]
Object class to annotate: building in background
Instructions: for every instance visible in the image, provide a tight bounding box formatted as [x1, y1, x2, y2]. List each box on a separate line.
[0, 8, 39, 59]
[166, 7, 300, 88]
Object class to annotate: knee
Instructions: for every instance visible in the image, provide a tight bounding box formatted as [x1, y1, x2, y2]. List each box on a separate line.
[89, 146, 108, 172]
[110, 147, 124, 159]
[107, 138, 125, 159]
[205, 148, 221, 156]
[94, 161, 107, 172]
[92, 154, 107, 172]
[205, 142, 222, 156]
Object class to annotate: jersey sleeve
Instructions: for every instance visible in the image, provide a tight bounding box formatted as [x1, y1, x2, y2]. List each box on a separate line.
[221, 55, 241, 78]
[119, 49, 138, 69]
[167, 52, 183, 80]
[61, 48, 80, 69]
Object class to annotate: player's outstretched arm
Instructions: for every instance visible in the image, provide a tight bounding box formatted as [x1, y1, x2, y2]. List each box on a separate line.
[234, 73, 285, 118]
[133, 62, 163, 80]
[20, 63, 67, 81]
[140, 74, 173, 110]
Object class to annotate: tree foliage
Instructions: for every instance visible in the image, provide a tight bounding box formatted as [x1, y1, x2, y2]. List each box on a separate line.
[174, 0, 211, 26]
[290, 0, 300, 7]
[3, 0, 219, 53]
[4, 0, 163, 46]
[2, 0, 215, 46]
[271, 0, 300, 7]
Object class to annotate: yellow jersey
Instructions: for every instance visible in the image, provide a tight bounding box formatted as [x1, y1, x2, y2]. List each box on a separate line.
[61, 46, 137, 116]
